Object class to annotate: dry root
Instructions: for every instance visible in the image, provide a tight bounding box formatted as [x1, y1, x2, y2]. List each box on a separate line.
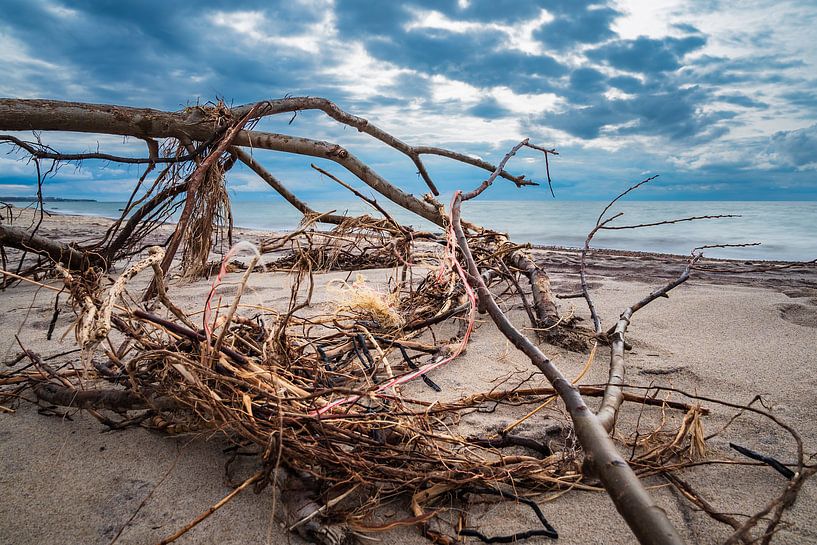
[2, 223, 810, 545]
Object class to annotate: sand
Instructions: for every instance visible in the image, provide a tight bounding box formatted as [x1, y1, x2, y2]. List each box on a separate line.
[1, 208, 816, 544]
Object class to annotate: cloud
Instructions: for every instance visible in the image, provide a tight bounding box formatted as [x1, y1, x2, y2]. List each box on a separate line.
[533, 2, 620, 50]
[467, 97, 511, 118]
[352, 27, 566, 94]
[447, 0, 548, 23]
[0, 0, 815, 201]
[587, 35, 707, 74]
[764, 124, 817, 169]
[568, 67, 608, 99]
[0, 183, 33, 195]
[716, 94, 767, 109]
[541, 85, 735, 141]
[607, 75, 644, 94]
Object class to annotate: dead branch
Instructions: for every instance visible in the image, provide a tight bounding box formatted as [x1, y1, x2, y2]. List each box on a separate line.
[33, 382, 175, 412]
[232, 147, 346, 225]
[231, 97, 539, 194]
[158, 470, 265, 545]
[0, 222, 102, 271]
[450, 185, 684, 545]
[1, 96, 811, 545]
[0, 133, 199, 164]
[0, 98, 535, 227]
[103, 181, 189, 263]
[596, 254, 701, 432]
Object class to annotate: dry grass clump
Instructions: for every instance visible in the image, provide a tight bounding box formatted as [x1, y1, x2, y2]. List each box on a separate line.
[329, 273, 404, 329]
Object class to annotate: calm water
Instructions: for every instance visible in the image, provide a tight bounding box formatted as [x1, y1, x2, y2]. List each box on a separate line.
[39, 199, 816, 262]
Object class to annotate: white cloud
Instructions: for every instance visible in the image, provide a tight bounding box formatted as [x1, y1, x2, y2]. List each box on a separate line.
[612, 0, 685, 39]
[42, 3, 79, 19]
[404, 8, 553, 55]
[321, 42, 414, 100]
[209, 7, 332, 54]
[491, 87, 561, 115]
[227, 171, 276, 192]
[405, 9, 491, 34]
[429, 75, 481, 103]
[0, 156, 37, 176]
[0, 183, 32, 195]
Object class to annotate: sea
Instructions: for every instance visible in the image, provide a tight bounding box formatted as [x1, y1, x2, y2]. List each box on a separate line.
[34, 199, 816, 262]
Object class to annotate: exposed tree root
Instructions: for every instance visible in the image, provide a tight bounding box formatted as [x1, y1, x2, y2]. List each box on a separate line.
[1, 97, 813, 545]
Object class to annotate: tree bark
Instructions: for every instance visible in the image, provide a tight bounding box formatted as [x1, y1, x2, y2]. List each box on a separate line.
[0, 98, 445, 226]
[33, 382, 176, 411]
[507, 247, 560, 327]
[0, 223, 101, 271]
[0, 98, 566, 333]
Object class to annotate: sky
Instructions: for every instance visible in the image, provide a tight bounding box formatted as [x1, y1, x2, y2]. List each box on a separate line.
[1, 0, 817, 202]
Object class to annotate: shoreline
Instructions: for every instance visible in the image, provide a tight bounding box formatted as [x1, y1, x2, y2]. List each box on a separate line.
[9, 204, 814, 267]
[1, 209, 816, 544]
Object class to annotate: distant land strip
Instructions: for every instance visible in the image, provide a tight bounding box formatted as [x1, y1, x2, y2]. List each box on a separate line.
[0, 197, 96, 202]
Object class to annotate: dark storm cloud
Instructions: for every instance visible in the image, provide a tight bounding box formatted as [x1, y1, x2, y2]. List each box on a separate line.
[765, 124, 817, 168]
[543, 28, 774, 142]
[588, 35, 707, 74]
[333, 1, 418, 35]
[335, 2, 567, 94]
[467, 97, 512, 118]
[450, 0, 547, 22]
[534, 1, 620, 50]
[567, 67, 608, 99]
[543, 86, 735, 141]
[1, 0, 816, 200]
[334, 0, 541, 30]
[716, 94, 767, 109]
[0, 0, 334, 106]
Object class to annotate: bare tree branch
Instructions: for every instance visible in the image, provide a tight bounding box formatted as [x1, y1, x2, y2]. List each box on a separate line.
[450, 188, 684, 545]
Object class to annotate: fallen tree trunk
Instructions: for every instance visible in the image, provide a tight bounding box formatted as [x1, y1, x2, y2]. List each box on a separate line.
[0, 97, 569, 333]
[0, 98, 443, 224]
[0, 223, 102, 271]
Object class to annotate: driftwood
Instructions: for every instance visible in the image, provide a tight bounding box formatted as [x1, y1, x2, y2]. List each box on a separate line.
[451, 164, 682, 544]
[0, 97, 573, 345]
[0, 223, 102, 271]
[1, 97, 813, 545]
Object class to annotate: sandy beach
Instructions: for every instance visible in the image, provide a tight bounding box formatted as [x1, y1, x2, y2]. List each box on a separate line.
[1, 207, 816, 545]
